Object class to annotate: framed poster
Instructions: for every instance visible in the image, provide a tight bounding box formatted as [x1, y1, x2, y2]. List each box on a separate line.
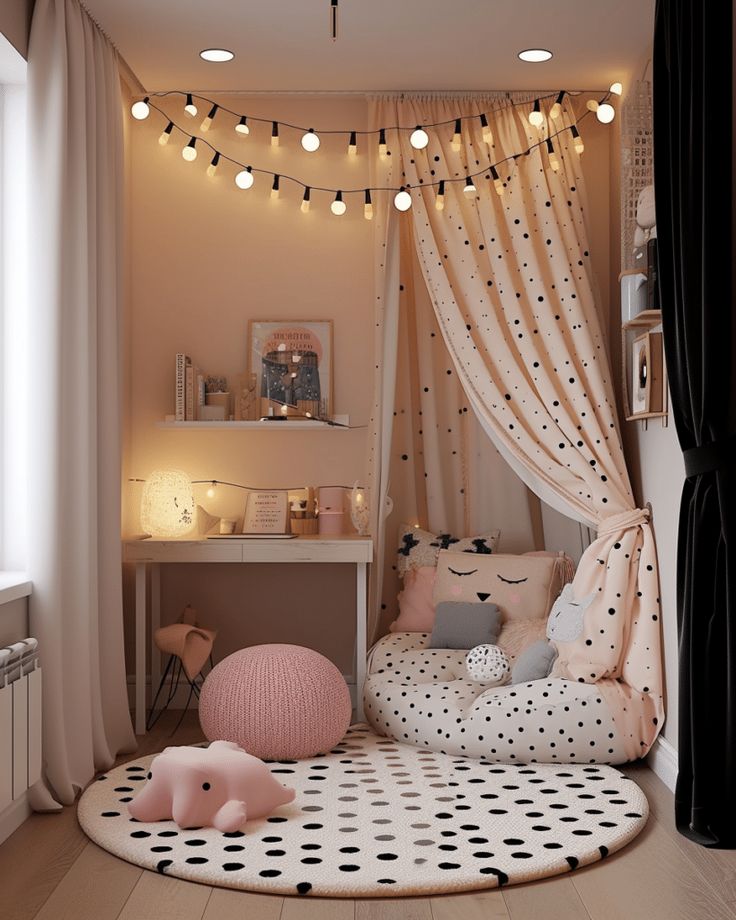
[249, 321, 333, 420]
[631, 331, 664, 415]
[242, 490, 289, 534]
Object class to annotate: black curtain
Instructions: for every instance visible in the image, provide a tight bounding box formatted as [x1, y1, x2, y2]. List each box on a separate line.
[653, 1, 736, 846]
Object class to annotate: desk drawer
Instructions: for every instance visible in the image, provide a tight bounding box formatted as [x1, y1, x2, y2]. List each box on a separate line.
[124, 542, 242, 563]
[242, 542, 370, 564]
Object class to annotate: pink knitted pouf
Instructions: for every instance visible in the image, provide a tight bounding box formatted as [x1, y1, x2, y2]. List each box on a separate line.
[199, 644, 352, 760]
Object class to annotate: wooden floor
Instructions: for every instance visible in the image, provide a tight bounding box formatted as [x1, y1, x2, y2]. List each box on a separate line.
[2, 712, 736, 920]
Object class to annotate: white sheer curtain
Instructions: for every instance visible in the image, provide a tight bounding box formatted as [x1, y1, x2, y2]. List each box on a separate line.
[26, 0, 135, 806]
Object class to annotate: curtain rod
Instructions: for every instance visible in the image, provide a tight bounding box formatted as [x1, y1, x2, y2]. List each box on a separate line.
[144, 88, 604, 98]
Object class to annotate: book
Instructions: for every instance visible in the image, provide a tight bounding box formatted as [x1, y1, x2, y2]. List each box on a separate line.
[175, 353, 190, 421]
[185, 364, 195, 420]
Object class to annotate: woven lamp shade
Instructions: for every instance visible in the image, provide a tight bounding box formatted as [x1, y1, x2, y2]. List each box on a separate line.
[199, 644, 352, 760]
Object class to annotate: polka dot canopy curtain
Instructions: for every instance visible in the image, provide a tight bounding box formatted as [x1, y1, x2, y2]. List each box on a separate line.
[368, 94, 663, 758]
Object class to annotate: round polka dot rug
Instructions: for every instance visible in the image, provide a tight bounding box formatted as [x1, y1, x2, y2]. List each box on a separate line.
[78, 726, 648, 898]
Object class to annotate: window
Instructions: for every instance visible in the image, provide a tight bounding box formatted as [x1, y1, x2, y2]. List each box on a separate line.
[0, 32, 27, 571]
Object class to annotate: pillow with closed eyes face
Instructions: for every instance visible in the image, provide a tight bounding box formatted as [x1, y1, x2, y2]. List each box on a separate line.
[433, 550, 564, 624]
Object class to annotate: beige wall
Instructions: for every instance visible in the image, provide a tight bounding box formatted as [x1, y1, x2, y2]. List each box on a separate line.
[123, 94, 621, 681]
[0, 0, 33, 58]
[124, 95, 375, 675]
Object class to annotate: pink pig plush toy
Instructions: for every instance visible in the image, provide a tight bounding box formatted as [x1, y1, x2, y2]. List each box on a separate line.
[128, 741, 296, 832]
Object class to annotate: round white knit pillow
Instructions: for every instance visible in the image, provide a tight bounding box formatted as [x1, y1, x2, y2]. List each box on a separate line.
[465, 644, 511, 684]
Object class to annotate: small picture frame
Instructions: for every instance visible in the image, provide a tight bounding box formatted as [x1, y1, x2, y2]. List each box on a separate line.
[631, 331, 664, 416]
[249, 320, 333, 420]
[242, 490, 289, 534]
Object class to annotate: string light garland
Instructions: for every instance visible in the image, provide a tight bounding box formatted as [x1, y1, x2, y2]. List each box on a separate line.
[132, 93, 608, 215]
[131, 87, 615, 148]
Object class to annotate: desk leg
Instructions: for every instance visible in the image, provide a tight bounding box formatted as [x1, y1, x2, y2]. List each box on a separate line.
[150, 564, 161, 697]
[355, 562, 367, 722]
[135, 562, 147, 735]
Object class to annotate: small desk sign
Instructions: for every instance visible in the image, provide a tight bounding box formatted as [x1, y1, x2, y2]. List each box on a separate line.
[243, 491, 289, 534]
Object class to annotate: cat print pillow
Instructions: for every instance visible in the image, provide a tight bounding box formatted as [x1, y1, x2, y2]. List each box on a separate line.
[433, 550, 565, 623]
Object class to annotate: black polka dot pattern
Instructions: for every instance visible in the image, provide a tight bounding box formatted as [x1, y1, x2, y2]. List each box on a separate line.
[78, 728, 648, 896]
[365, 632, 627, 763]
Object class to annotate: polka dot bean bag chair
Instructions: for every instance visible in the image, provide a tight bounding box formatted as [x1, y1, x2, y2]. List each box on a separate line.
[364, 552, 661, 765]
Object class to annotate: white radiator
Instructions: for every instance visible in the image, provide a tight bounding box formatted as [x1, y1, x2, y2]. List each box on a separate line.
[0, 639, 42, 808]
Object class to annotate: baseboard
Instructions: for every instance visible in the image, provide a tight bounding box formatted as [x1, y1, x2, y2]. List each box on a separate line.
[646, 734, 678, 792]
[126, 676, 358, 712]
[0, 793, 31, 845]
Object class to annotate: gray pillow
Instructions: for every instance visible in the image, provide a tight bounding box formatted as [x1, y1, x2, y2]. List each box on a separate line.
[511, 639, 558, 684]
[429, 601, 502, 650]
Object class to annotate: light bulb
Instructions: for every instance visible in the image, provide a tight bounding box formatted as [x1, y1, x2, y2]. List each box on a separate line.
[235, 116, 250, 136]
[348, 131, 357, 156]
[182, 138, 197, 161]
[410, 126, 429, 149]
[586, 99, 599, 113]
[394, 188, 412, 211]
[571, 124, 584, 155]
[131, 97, 150, 120]
[271, 175, 280, 199]
[596, 103, 615, 123]
[550, 90, 565, 120]
[378, 128, 387, 158]
[463, 175, 477, 197]
[528, 99, 544, 128]
[435, 179, 445, 211]
[235, 168, 254, 189]
[546, 138, 560, 172]
[491, 165, 504, 195]
[206, 482, 216, 499]
[206, 152, 220, 177]
[364, 189, 373, 220]
[301, 187, 311, 213]
[609, 82, 623, 96]
[331, 191, 346, 215]
[200, 48, 234, 62]
[184, 93, 198, 118]
[158, 121, 174, 145]
[518, 48, 553, 63]
[301, 129, 321, 152]
[451, 119, 462, 151]
[201, 104, 218, 132]
[271, 122, 280, 146]
[480, 113, 493, 145]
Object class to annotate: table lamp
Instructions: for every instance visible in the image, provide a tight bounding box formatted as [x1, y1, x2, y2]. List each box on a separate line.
[140, 469, 195, 537]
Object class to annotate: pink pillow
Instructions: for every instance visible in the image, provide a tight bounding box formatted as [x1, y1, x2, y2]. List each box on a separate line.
[390, 567, 436, 632]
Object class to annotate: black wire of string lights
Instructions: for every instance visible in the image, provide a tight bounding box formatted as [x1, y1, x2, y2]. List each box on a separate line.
[132, 95, 599, 215]
[131, 86, 619, 140]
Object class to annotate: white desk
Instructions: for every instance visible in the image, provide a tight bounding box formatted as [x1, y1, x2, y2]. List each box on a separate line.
[123, 535, 373, 734]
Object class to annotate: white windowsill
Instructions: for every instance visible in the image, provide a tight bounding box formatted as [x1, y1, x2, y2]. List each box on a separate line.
[0, 572, 32, 606]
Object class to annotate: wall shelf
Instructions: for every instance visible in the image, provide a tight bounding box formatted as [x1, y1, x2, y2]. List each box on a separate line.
[157, 415, 350, 431]
[622, 309, 662, 330]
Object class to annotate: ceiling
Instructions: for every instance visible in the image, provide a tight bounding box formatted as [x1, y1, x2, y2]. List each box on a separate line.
[84, 0, 654, 94]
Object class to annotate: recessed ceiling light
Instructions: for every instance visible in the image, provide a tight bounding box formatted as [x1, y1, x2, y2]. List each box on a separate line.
[518, 48, 553, 63]
[200, 48, 234, 63]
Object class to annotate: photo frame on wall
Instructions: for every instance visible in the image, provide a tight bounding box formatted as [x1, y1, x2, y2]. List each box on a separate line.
[249, 320, 333, 420]
[631, 330, 664, 416]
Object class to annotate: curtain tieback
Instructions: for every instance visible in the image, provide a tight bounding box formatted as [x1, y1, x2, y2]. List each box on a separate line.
[597, 507, 650, 538]
[683, 435, 736, 479]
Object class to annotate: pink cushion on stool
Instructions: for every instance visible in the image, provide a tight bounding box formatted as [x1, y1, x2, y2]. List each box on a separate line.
[199, 644, 352, 760]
